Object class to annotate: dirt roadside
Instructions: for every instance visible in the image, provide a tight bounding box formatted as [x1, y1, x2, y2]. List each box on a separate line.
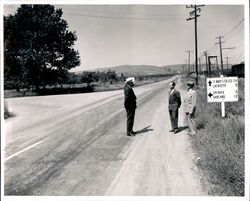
[105, 77, 207, 196]
[4, 76, 207, 196]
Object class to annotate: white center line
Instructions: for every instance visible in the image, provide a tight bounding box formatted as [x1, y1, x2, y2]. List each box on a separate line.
[4, 140, 44, 162]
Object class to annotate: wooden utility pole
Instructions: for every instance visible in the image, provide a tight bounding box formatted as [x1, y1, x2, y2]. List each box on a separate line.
[215, 36, 225, 75]
[194, 5, 198, 82]
[208, 56, 211, 77]
[185, 59, 188, 74]
[204, 51, 208, 76]
[182, 66, 185, 74]
[198, 57, 201, 74]
[187, 4, 205, 85]
[225, 57, 229, 70]
[185, 50, 193, 75]
[208, 56, 217, 77]
[223, 47, 235, 70]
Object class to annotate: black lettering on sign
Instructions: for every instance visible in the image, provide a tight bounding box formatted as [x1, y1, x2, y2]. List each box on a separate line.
[213, 91, 224, 94]
[214, 95, 225, 99]
[223, 79, 232, 83]
[213, 84, 226, 88]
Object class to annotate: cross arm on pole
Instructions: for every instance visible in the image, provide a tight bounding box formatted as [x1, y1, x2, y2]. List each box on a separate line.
[187, 15, 200, 21]
[215, 36, 224, 39]
[222, 47, 235, 49]
[215, 41, 225, 44]
[189, 8, 201, 15]
[196, 5, 205, 7]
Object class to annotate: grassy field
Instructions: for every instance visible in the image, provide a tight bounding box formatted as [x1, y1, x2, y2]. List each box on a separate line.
[4, 75, 171, 119]
[4, 75, 171, 98]
[181, 76, 245, 196]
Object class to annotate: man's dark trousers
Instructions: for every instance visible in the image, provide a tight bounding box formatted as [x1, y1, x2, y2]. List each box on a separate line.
[126, 109, 135, 134]
[169, 109, 178, 130]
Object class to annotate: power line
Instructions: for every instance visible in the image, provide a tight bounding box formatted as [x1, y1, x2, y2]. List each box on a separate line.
[232, 38, 244, 51]
[63, 12, 186, 21]
[224, 26, 244, 47]
[207, 44, 217, 53]
[224, 18, 244, 38]
[205, 18, 244, 62]
[63, 6, 187, 18]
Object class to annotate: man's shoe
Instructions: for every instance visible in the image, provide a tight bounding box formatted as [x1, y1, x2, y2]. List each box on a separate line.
[127, 131, 136, 136]
[169, 129, 174, 132]
[174, 129, 178, 134]
[127, 133, 136, 137]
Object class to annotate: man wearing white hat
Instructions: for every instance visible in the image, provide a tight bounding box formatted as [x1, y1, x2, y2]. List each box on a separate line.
[124, 77, 137, 136]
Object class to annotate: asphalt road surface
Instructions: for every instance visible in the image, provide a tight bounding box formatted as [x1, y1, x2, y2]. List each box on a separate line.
[4, 76, 206, 196]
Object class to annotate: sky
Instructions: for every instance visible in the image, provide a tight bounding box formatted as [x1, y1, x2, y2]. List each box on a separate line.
[4, 4, 245, 71]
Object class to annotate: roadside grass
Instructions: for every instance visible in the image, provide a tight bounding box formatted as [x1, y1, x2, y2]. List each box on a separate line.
[182, 76, 244, 196]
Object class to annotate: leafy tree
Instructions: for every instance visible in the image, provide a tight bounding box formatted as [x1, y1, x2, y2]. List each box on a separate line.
[4, 4, 80, 90]
[67, 73, 81, 85]
[81, 71, 94, 86]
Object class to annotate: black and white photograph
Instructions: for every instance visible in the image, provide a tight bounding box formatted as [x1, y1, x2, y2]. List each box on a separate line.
[1, 0, 249, 200]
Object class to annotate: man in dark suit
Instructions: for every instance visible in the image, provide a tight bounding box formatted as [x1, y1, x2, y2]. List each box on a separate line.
[124, 77, 137, 137]
[168, 82, 181, 134]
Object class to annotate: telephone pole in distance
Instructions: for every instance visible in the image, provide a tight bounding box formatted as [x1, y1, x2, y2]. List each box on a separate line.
[185, 50, 193, 75]
[186, 4, 205, 85]
[215, 36, 225, 75]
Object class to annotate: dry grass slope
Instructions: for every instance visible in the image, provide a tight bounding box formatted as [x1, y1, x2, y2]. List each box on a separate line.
[183, 76, 244, 196]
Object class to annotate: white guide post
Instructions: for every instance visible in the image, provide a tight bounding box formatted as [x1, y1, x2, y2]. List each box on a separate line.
[220, 74, 225, 118]
[221, 101, 225, 117]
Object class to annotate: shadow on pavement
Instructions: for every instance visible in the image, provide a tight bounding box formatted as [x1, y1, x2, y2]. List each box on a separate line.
[174, 126, 189, 134]
[135, 125, 154, 135]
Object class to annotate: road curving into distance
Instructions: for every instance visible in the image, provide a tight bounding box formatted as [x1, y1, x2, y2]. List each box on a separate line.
[4, 75, 206, 196]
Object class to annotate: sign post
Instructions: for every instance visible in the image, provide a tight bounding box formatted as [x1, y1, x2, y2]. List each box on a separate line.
[207, 76, 238, 117]
[220, 75, 225, 118]
[221, 101, 225, 117]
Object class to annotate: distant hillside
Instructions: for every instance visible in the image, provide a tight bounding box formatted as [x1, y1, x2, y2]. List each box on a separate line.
[161, 64, 185, 73]
[74, 64, 185, 77]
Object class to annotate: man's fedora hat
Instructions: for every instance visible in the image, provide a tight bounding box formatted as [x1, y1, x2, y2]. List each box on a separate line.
[186, 80, 195, 86]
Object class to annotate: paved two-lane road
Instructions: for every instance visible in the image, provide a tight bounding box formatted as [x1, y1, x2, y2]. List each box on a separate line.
[4, 76, 206, 196]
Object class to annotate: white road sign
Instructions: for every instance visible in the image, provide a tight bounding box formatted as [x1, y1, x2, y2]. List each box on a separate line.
[207, 77, 238, 102]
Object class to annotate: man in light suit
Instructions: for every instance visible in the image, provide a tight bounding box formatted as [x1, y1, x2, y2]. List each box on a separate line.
[183, 81, 197, 136]
[124, 77, 137, 137]
[168, 82, 181, 134]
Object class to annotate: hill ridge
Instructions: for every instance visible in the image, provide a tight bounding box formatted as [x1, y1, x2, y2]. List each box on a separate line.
[73, 64, 185, 76]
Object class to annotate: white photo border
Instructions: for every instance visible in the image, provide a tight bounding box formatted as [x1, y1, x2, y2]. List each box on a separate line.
[1, 0, 249, 201]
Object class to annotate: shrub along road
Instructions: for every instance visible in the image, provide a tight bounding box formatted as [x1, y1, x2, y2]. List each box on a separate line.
[4, 75, 206, 196]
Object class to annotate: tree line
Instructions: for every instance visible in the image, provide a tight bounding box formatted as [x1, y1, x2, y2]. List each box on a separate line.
[4, 5, 170, 94]
[5, 68, 125, 90]
[4, 5, 81, 91]
[65, 71, 125, 86]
